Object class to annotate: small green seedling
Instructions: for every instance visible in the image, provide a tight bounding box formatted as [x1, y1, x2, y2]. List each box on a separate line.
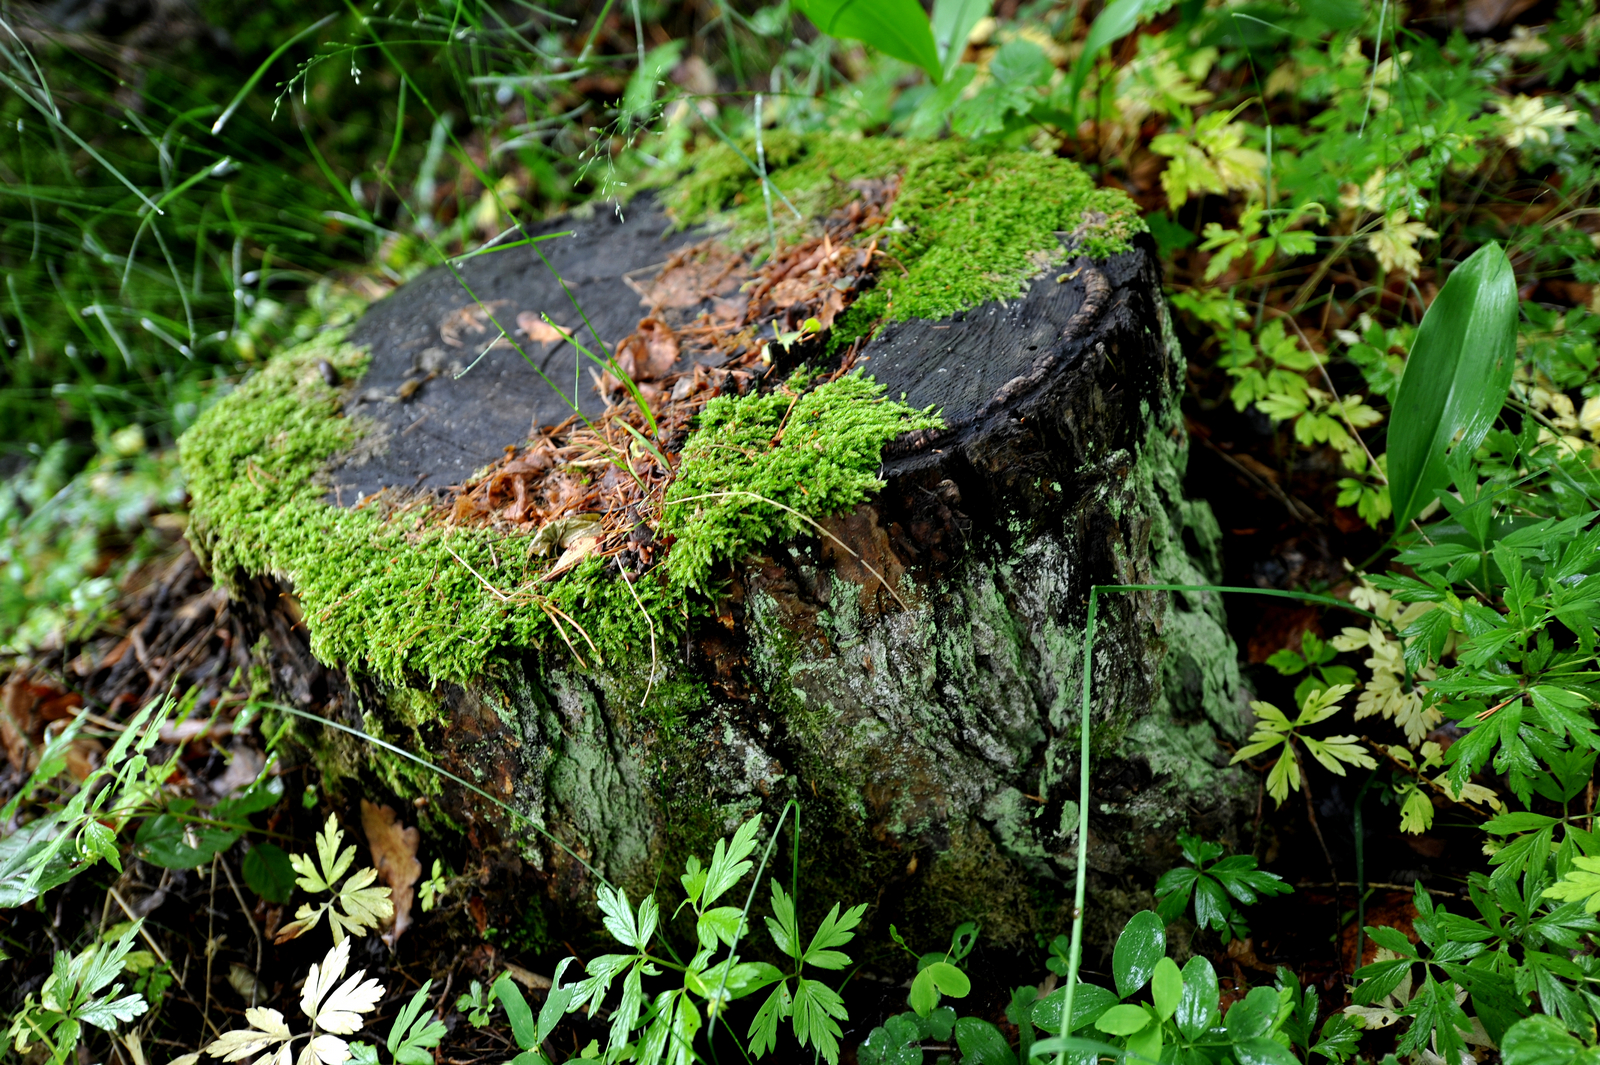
[1154, 832, 1291, 943]
[492, 962, 576, 1065]
[418, 859, 448, 913]
[455, 980, 496, 1028]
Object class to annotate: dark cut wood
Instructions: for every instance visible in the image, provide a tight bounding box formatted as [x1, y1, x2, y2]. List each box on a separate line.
[328, 198, 1129, 503]
[327, 199, 704, 503]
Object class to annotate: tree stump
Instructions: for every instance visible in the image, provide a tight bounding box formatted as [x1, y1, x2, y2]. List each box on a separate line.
[182, 136, 1253, 955]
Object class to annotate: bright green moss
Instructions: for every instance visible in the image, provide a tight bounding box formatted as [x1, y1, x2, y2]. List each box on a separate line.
[667, 134, 1145, 333]
[182, 336, 938, 686]
[182, 136, 1114, 686]
[659, 372, 941, 593]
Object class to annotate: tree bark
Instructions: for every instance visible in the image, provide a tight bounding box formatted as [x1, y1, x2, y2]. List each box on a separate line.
[229, 195, 1254, 958]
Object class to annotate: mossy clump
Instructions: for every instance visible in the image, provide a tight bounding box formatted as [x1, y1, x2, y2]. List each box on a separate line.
[667, 134, 1145, 333]
[181, 334, 939, 686]
[661, 372, 941, 593]
[180, 330, 653, 685]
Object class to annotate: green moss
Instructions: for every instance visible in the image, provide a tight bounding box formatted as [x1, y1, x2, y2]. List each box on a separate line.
[181, 332, 938, 688]
[667, 134, 1145, 334]
[660, 372, 941, 593]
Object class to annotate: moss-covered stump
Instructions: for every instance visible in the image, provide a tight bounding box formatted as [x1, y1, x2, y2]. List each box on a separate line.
[181, 135, 1253, 957]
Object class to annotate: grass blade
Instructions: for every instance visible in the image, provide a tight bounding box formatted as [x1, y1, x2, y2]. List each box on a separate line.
[1386, 241, 1519, 530]
[211, 13, 340, 135]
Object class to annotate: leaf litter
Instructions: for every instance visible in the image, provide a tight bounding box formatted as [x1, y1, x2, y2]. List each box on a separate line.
[416, 176, 904, 592]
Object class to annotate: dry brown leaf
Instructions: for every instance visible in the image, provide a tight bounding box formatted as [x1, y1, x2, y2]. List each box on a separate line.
[516, 312, 572, 347]
[360, 799, 422, 948]
[540, 534, 602, 583]
[614, 318, 680, 381]
[438, 300, 509, 348]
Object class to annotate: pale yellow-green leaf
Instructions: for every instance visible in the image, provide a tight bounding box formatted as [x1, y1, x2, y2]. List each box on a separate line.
[1303, 736, 1376, 775]
[1543, 857, 1600, 912]
[1296, 684, 1355, 726]
[1265, 750, 1300, 806]
[1151, 137, 1225, 211]
[1331, 626, 1373, 653]
[1494, 93, 1580, 148]
[1231, 734, 1287, 764]
[1248, 700, 1292, 729]
[1256, 392, 1309, 422]
[204, 1010, 291, 1063]
[1396, 785, 1435, 834]
[1365, 211, 1436, 280]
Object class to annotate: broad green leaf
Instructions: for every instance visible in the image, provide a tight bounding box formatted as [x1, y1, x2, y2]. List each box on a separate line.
[134, 814, 238, 869]
[1124, 1019, 1163, 1065]
[908, 962, 970, 1017]
[931, 0, 990, 78]
[953, 1017, 1017, 1065]
[791, 977, 847, 1064]
[701, 815, 762, 907]
[1111, 911, 1165, 997]
[686, 961, 781, 1011]
[242, 843, 296, 904]
[1387, 242, 1518, 529]
[1233, 1037, 1299, 1065]
[1175, 956, 1219, 1040]
[746, 982, 791, 1060]
[1065, 0, 1149, 122]
[389, 982, 448, 1065]
[1032, 982, 1118, 1035]
[765, 881, 801, 959]
[697, 907, 746, 951]
[598, 885, 638, 947]
[679, 855, 707, 905]
[212, 774, 285, 821]
[804, 902, 867, 968]
[80, 820, 122, 873]
[0, 814, 76, 908]
[1482, 811, 1558, 835]
[1500, 1015, 1600, 1065]
[1224, 987, 1279, 1041]
[1150, 957, 1183, 1021]
[491, 975, 537, 1048]
[793, 0, 942, 83]
[77, 992, 149, 1031]
[535, 958, 578, 1043]
[921, 1007, 957, 1042]
[1093, 1003, 1152, 1037]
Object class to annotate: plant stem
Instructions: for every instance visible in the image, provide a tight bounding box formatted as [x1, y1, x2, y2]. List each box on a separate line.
[1057, 586, 1098, 1064]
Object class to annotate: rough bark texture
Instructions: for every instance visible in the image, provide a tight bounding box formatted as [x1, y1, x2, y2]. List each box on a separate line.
[211, 189, 1253, 960]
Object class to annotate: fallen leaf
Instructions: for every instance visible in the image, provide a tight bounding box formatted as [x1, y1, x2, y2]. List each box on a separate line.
[1462, 0, 1540, 32]
[541, 535, 602, 583]
[360, 799, 422, 948]
[516, 312, 572, 347]
[228, 962, 263, 1004]
[438, 300, 509, 348]
[614, 318, 679, 381]
[530, 513, 604, 558]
